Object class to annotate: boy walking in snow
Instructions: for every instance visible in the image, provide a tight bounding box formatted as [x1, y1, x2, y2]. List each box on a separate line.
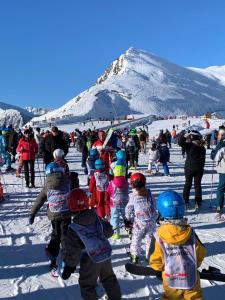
[149, 190, 206, 300]
[61, 188, 121, 300]
[29, 162, 71, 268]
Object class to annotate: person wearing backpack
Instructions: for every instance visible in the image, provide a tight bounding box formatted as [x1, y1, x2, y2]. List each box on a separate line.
[60, 188, 121, 300]
[125, 172, 157, 264]
[149, 191, 206, 300]
[88, 158, 110, 219]
[107, 159, 129, 239]
[29, 162, 71, 269]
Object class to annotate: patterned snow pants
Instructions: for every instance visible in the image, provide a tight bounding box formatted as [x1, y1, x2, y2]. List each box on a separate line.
[130, 221, 155, 258]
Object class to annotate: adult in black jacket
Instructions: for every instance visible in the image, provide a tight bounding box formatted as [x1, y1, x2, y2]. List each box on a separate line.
[180, 130, 206, 208]
[42, 126, 69, 166]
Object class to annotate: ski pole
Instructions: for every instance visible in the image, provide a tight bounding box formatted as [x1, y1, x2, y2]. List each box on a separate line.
[36, 157, 43, 186]
[210, 160, 214, 208]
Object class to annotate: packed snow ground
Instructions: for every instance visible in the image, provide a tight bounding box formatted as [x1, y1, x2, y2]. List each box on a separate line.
[1, 117, 225, 299]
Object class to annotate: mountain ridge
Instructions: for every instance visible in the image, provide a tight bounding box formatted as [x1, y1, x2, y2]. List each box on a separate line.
[30, 47, 225, 124]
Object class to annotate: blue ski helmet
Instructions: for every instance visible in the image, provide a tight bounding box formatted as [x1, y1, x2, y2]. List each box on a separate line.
[89, 148, 99, 158]
[45, 162, 65, 176]
[94, 158, 105, 170]
[116, 150, 126, 161]
[157, 190, 185, 219]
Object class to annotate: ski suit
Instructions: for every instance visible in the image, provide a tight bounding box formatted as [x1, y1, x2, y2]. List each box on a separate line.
[125, 188, 157, 257]
[107, 176, 129, 234]
[149, 219, 206, 300]
[148, 148, 160, 172]
[0, 134, 11, 168]
[92, 140, 114, 172]
[31, 173, 71, 258]
[88, 170, 110, 218]
[61, 209, 121, 300]
[17, 136, 38, 187]
[158, 143, 170, 176]
[211, 138, 225, 210]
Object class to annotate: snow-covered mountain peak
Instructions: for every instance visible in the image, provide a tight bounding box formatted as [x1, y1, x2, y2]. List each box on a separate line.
[189, 65, 225, 86]
[30, 48, 225, 126]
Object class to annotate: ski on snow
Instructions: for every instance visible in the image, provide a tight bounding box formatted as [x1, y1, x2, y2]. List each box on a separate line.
[125, 263, 225, 282]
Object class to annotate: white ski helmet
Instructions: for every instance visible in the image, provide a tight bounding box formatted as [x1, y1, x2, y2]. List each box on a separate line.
[53, 148, 65, 159]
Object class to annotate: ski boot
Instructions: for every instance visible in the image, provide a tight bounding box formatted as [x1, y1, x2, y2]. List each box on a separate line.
[130, 254, 138, 264]
[112, 233, 120, 240]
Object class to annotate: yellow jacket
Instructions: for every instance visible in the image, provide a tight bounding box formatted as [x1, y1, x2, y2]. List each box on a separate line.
[150, 222, 206, 300]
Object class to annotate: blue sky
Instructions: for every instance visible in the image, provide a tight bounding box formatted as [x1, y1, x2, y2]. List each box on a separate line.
[0, 0, 225, 108]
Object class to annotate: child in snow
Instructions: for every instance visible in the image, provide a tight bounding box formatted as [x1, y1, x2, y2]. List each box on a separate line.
[146, 142, 160, 174]
[107, 173, 129, 239]
[86, 148, 99, 185]
[109, 149, 127, 178]
[125, 172, 157, 264]
[29, 162, 71, 269]
[158, 143, 170, 176]
[60, 188, 121, 300]
[88, 158, 110, 219]
[125, 136, 136, 170]
[149, 190, 206, 300]
[53, 148, 70, 175]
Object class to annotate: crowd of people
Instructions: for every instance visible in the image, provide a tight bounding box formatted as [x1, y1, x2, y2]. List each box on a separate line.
[1, 120, 225, 299]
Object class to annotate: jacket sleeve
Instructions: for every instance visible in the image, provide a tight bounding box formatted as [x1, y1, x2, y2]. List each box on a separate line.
[101, 218, 114, 238]
[149, 238, 164, 271]
[31, 187, 47, 216]
[195, 233, 206, 268]
[61, 227, 84, 267]
[125, 196, 134, 221]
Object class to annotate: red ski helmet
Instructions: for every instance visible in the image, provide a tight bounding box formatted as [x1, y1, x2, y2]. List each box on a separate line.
[68, 188, 89, 213]
[130, 172, 146, 188]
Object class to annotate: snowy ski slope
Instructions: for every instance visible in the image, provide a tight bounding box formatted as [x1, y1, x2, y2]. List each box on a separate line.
[1, 117, 225, 299]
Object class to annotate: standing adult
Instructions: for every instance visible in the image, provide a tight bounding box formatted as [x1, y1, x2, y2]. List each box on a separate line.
[181, 130, 206, 210]
[17, 129, 38, 188]
[92, 130, 114, 172]
[42, 126, 69, 166]
[211, 127, 225, 219]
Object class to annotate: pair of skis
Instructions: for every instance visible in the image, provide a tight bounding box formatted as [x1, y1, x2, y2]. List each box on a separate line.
[125, 263, 225, 282]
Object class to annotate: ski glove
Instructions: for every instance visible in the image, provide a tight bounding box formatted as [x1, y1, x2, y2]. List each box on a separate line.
[29, 215, 35, 225]
[61, 262, 75, 280]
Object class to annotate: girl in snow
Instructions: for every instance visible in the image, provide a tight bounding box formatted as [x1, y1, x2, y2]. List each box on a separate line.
[88, 158, 110, 219]
[125, 172, 157, 264]
[107, 174, 129, 239]
[146, 142, 160, 174]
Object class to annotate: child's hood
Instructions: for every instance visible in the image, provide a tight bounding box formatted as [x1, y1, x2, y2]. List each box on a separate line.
[157, 223, 192, 246]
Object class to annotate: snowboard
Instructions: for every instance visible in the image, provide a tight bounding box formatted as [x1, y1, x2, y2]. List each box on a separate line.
[125, 263, 225, 282]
